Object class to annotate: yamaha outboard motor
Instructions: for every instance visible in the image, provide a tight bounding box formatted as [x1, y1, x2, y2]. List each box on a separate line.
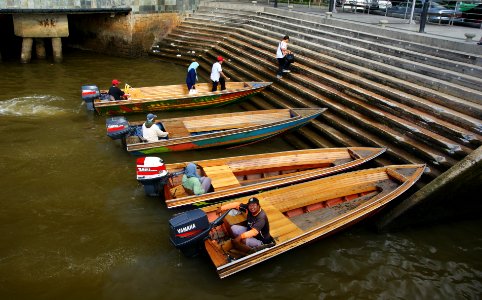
[169, 209, 232, 257]
[81, 85, 99, 111]
[106, 116, 131, 140]
[136, 157, 170, 197]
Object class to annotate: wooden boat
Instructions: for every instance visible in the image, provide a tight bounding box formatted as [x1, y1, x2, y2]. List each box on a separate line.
[81, 82, 272, 115]
[169, 164, 425, 279]
[107, 108, 326, 155]
[153, 147, 386, 209]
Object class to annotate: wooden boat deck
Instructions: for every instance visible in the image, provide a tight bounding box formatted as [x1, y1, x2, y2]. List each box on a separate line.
[182, 110, 290, 133]
[161, 119, 191, 138]
[226, 153, 335, 173]
[260, 172, 388, 213]
[262, 201, 304, 243]
[128, 82, 249, 100]
[203, 165, 241, 190]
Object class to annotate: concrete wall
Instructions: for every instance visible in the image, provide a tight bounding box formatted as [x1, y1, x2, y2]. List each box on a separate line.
[67, 12, 180, 56]
[0, 0, 199, 13]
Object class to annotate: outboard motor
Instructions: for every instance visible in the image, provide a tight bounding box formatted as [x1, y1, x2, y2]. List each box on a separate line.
[106, 116, 131, 140]
[169, 209, 232, 257]
[136, 157, 170, 197]
[81, 85, 100, 111]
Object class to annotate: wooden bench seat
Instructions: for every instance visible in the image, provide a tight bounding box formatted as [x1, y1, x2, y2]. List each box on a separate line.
[203, 165, 241, 190]
[161, 120, 191, 138]
[261, 201, 303, 243]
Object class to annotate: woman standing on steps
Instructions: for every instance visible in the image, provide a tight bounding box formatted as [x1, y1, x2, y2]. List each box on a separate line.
[276, 35, 292, 79]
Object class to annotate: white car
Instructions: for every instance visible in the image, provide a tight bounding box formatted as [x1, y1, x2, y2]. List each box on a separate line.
[377, 0, 392, 10]
[342, 0, 378, 10]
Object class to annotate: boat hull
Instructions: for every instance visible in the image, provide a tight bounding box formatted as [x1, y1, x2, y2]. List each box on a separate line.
[125, 108, 325, 155]
[195, 164, 425, 278]
[91, 82, 271, 115]
[163, 147, 387, 209]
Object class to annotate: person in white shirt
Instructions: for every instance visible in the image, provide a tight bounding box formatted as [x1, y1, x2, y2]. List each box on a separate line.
[210, 56, 230, 92]
[276, 35, 292, 79]
[142, 113, 169, 142]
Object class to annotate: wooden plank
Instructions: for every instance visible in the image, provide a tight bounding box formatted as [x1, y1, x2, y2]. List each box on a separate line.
[261, 202, 303, 243]
[182, 110, 290, 132]
[161, 120, 191, 138]
[203, 165, 241, 190]
[386, 167, 407, 183]
[204, 239, 228, 267]
[130, 82, 249, 100]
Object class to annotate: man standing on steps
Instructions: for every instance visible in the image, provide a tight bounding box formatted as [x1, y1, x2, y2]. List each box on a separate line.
[210, 56, 230, 92]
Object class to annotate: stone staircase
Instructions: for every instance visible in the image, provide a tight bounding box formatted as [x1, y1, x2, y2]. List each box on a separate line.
[150, 3, 482, 187]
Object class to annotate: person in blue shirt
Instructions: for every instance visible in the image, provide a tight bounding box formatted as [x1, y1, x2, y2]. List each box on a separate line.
[186, 62, 199, 94]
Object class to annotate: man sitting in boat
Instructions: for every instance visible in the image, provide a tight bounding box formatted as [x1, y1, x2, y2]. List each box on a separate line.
[142, 113, 169, 142]
[108, 79, 126, 100]
[216, 197, 273, 254]
[182, 163, 213, 195]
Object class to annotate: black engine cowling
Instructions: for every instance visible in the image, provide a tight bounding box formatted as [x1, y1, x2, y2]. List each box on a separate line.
[169, 209, 211, 257]
[169, 208, 233, 257]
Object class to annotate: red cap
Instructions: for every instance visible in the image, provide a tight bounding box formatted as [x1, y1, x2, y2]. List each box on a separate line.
[112, 79, 120, 85]
[217, 56, 224, 62]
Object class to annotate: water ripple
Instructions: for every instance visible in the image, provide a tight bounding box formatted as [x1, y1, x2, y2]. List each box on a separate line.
[0, 95, 67, 116]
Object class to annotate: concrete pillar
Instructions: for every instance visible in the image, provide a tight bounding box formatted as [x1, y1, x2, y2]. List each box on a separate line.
[20, 37, 33, 64]
[52, 37, 63, 63]
[35, 38, 46, 59]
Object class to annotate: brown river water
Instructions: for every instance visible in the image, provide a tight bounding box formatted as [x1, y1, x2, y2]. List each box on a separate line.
[0, 50, 481, 299]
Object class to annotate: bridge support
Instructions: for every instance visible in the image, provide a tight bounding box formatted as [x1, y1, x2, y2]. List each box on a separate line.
[13, 14, 68, 63]
[20, 37, 33, 63]
[52, 37, 62, 63]
[35, 38, 46, 59]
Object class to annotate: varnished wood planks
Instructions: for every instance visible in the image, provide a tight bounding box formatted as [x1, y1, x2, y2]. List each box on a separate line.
[161, 119, 191, 138]
[163, 147, 386, 209]
[203, 165, 241, 189]
[130, 82, 248, 100]
[261, 201, 303, 243]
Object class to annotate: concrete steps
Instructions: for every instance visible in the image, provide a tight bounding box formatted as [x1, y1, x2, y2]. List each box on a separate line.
[149, 5, 481, 185]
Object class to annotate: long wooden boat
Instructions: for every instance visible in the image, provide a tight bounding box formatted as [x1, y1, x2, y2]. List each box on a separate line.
[154, 147, 386, 209]
[108, 108, 326, 155]
[169, 164, 425, 279]
[81, 82, 272, 115]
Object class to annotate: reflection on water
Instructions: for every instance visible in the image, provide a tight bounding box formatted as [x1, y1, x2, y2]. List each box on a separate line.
[0, 50, 481, 300]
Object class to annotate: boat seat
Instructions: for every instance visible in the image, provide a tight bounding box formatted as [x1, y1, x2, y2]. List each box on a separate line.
[261, 201, 304, 243]
[202, 165, 241, 190]
[161, 120, 191, 138]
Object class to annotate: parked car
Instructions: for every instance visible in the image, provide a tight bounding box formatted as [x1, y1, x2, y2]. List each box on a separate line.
[436, 0, 480, 12]
[338, 0, 378, 11]
[385, 0, 462, 24]
[459, 3, 482, 25]
[375, 0, 393, 9]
